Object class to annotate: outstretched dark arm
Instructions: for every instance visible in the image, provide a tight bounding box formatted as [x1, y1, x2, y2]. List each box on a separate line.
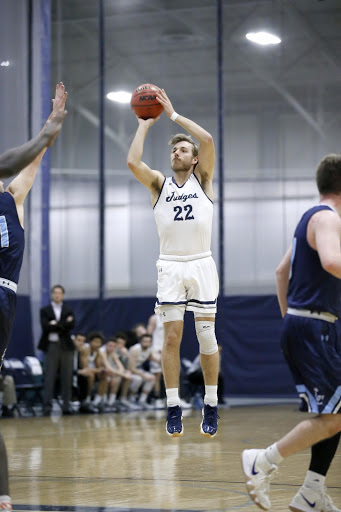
[0, 82, 68, 178]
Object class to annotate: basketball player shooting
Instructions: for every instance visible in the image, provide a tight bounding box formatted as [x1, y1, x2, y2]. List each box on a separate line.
[127, 88, 220, 438]
[0, 83, 67, 511]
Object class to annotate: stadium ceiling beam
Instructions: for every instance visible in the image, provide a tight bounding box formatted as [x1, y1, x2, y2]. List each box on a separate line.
[70, 102, 129, 154]
[235, 46, 325, 138]
[284, 3, 341, 78]
[283, 3, 341, 130]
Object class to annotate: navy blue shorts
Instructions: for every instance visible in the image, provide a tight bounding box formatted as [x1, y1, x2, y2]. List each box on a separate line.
[0, 287, 17, 368]
[280, 314, 341, 414]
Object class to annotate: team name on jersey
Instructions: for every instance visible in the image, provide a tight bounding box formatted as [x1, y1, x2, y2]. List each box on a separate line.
[166, 191, 199, 203]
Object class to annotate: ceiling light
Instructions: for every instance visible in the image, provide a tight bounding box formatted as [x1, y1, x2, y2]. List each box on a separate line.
[1, 61, 10, 67]
[246, 31, 281, 46]
[107, 91, 131, 104]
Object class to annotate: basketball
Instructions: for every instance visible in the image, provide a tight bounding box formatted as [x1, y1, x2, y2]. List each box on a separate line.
[130, 83, 164, 119]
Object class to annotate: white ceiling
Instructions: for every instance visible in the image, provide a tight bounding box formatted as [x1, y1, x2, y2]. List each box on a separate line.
[51, 0, 341, 147]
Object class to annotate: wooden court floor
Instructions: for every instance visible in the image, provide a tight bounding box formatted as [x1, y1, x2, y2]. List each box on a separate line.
[1, 404, 340, 512]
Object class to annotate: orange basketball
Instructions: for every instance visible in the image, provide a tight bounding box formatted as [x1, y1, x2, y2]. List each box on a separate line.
[130, 83, 164, 119]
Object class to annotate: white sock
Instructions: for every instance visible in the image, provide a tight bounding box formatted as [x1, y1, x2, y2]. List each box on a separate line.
[108, 394, 116, 405]
[264, 443, 284, 466]
[204, 385, 218, 406]
[92, 394, 102, 406]
[304, 470, 325, 491]
[139, 393, 147, 404]
[166, 388, 181, 407]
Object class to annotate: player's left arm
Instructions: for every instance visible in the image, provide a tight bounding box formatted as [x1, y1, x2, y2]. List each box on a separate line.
[276, 245, 292, 318]
[6, 83, 67, 207]
[156, 88, 215, 181]
[112, 352, 125, 372]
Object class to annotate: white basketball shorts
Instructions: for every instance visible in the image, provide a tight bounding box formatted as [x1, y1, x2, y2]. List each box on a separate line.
[154, 254, 219, 316]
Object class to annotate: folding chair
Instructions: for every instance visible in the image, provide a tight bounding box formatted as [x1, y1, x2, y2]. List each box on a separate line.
[2, 358, 43, 416]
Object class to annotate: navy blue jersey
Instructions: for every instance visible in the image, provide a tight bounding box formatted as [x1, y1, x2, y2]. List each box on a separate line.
[287, 205, 341, 316]
[0, 192, 24, 284]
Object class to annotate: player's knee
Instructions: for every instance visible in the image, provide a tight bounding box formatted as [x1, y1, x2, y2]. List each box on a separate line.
[327, 417, 341, 436]
[195, 320, 218, 355]
[164, 330, 181, 349]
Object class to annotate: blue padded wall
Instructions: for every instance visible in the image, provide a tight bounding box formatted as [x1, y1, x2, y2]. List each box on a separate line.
[8, 294, 296, 397]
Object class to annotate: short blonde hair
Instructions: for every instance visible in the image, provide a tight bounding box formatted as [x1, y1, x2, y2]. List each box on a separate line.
[169, 133, 198, 157]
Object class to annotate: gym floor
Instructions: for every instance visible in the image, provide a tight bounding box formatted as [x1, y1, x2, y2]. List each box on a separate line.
[2, 404, 340, 512]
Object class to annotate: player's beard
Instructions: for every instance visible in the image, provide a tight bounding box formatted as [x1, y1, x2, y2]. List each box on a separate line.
[171, 159, 191, 173]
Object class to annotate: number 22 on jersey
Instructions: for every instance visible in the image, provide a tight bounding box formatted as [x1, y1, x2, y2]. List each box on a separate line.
[173, 204, 194, 221]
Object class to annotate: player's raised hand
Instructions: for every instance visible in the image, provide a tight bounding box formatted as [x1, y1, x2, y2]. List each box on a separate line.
[52, 82, 68, 113]
[136, 115, 161, 128]
[44, 82, 68, 146]
[156, 89, 175, 118]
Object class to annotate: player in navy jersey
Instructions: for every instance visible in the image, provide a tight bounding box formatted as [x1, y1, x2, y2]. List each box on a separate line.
[242, 154, 341, 512]
[0, 82, 67, 512]
[127, 89, 220, 438]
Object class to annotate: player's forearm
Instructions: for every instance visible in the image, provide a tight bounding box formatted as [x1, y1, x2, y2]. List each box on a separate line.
[172, 114, 213, 145]
[276, 273, 289, 317]
[127, 125, 149, 167]
[0, 132, 51, 178]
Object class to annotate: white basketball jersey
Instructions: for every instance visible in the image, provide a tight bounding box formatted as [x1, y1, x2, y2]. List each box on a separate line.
[129, 343, 151, 368]
[153, 173, 213, 256]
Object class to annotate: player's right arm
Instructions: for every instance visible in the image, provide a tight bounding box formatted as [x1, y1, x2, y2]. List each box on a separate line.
[0, 82, 67, 178]
[127, 118, 164, 196]
[310, 209, 341, 278]
[276, 245, 292, 318]
[79, 346, 89, 370]
[100, 350, 115, 374]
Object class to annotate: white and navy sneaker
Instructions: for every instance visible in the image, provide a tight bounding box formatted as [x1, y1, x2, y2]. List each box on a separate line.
[166, 405, 183, 437]
[200, 404, 219, 438]
[0, 495, 12, 511]
[241, 449, 278, 510]
[289, 485, 341, 512]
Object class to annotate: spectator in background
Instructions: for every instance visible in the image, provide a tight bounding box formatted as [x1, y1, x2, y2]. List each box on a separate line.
[78, 332, 107, 413]
[128, 333, 156, 409]
[100, 336, 133, 410]
[71, 332, 87, 405]
[115, 332, 130, 369]
[147, 313, 165, 408]
[38, 285, 75, 416]
[115, 332, 140, 410]
[128, 322, 147, 347]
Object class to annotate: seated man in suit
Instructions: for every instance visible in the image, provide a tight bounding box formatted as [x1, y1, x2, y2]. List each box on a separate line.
[38, 284, 75, 415]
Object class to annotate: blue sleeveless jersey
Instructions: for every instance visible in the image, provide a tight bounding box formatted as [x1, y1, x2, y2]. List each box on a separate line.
[0, 192, 25, 284]
[287, 205, 341, 316]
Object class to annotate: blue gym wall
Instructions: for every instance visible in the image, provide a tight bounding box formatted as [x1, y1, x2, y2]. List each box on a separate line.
[8, 294, 295, 397]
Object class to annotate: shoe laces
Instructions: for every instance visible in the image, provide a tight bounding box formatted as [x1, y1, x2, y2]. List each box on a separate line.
[203, 405, 220, 425]
[321, 487, 339, 512]
[254, 464, 278, 496]
[167, 406, 181, 424]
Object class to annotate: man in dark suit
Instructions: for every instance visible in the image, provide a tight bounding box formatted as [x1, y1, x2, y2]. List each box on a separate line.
[38, 284, 75, 415]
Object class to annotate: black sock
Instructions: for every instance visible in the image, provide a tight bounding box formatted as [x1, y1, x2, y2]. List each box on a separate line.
[309, 432, 341, 476]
